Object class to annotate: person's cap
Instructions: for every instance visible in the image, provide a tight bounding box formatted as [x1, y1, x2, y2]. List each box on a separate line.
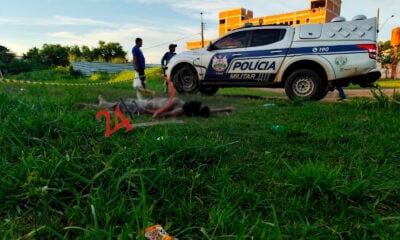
[169, 44, 177, 48]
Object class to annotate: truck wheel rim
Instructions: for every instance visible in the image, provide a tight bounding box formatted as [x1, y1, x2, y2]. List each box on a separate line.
[293, 77, 314, 97]
[182, 74, 196, 91]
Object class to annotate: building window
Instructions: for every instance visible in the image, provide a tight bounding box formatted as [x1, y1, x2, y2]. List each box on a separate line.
[311, 0, 325, 8]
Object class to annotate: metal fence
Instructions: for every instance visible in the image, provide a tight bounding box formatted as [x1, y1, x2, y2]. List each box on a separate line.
[71, 61, 134, 76]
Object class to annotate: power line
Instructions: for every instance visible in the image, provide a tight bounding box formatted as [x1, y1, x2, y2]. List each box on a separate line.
[144, 32, 201, 49]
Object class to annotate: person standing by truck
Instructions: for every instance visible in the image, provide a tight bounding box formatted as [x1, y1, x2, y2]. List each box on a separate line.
[132, 37, 155, 99]
[161, 44, 177, 93]
[336, 86, 346, 101]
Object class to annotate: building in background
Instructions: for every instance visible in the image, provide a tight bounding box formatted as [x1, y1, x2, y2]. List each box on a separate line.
[187, 0, 342, 50]
[390, 27, 400, 79]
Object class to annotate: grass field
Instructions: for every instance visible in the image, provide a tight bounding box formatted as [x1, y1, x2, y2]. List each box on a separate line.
[1, 68, 400, 239]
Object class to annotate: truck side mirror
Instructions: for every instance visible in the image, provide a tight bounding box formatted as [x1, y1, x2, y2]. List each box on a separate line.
[206, 42, 213, 51]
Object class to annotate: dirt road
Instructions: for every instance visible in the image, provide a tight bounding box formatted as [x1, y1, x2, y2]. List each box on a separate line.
[259, 88, 399, 102]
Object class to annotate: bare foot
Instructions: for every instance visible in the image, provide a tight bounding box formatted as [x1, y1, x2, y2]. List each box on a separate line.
[98, 95, 106, 105]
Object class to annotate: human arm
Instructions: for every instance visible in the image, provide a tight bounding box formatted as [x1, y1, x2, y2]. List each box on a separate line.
[133, 55, 139, 71]
[152, 107, 184, 119]
[161, 52, 167, 66]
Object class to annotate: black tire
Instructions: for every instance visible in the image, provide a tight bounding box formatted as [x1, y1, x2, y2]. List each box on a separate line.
[315, 85, 329, 100]
[172, 65, 199, 94]
[284, 69, 326, 100]
[199, 86, 219, 96]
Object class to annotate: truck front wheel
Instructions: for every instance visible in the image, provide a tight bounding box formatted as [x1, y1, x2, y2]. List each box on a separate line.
[173, 65, 199, 94]
[285, 69, 326, 100]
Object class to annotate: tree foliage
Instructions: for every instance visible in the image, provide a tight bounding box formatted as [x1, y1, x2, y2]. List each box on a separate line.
[68, 41, 127, 62]
[2, 40, 129, 75]
[40, 44, 69, 66]
[378, 40, 394, 65]
[21, 40, 128, 66]
[22, 44, 69, 67]
[0, 45, 16, 64]
[0, 45, 31, 74]
[95, 40, 127, 62]
[23, 47, 42, 64]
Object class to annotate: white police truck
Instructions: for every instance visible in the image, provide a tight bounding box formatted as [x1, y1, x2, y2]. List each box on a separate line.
[166, 15, 381, 100]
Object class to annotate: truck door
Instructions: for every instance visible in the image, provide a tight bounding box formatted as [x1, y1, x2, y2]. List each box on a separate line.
[201, 27, 291, 85]
[199, 30, 251, 82]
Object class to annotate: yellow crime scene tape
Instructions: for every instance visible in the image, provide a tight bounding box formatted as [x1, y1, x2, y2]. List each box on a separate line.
[0, 68, 162, 87]
[0, 77, 132, 86]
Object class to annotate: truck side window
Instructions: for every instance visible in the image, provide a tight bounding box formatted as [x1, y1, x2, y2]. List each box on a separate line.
[213, 31, 250, 50]
[250, 29, 286, 47]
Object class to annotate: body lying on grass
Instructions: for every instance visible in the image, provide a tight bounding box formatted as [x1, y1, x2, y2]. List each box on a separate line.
[79, 95, 234, 119]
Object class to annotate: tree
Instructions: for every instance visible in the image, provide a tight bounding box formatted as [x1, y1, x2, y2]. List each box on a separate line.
[0, 45, 29, 74]
[92, 40, 127, 62]
[81, 45, 93, 62]
[378, 40, 393, 66]
[23, 47, 42, 64]
[40, 44, 69, 66]
[7, 59, 31, 74]
[0, 45, 16, 64]
[68, 45, 82, 62]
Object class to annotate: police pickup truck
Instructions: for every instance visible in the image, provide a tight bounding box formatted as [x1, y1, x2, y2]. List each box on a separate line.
[165, 15, 381, 100]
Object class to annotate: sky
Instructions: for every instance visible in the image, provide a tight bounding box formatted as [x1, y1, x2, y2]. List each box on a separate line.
[1, 0, 398, 64]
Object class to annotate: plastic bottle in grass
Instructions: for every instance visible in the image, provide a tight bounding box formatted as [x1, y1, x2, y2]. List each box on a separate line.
[271, 125, 288, 136]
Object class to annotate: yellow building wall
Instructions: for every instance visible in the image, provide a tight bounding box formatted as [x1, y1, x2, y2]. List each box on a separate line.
[391, 27, 400, 47]
[186, 39, 213, 50]
[186, 0, 342, 50]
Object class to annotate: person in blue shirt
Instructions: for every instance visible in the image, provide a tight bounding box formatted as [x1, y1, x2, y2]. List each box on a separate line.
[132, 37, 154, 99]
[161, 44, 177, 93]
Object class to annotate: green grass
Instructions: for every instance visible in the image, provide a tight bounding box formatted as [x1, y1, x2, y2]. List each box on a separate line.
[376, 79, 400, 88]
[1, 68, 400, 239]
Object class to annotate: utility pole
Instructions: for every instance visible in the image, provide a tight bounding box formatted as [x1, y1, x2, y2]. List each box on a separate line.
[377, 8, 396, 79]
[201, 12, 204, 48]
[377, 8, 394, 34]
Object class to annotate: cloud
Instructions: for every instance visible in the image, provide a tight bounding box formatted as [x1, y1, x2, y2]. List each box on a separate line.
[42, 23, 191, 63]
[0, 15, 116, 27]
[53, 15, 117, 27]
[46, 32, 87, 41]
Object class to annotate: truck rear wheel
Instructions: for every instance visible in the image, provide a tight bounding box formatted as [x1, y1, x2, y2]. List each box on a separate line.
[285, 69, 326, 100]
[173, 65, 198, 94]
